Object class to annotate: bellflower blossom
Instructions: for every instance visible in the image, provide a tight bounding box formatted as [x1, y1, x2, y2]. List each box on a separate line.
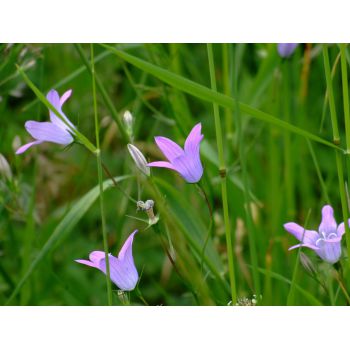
[75, 230, 138, 291]
[147, 123, 204, 183]
[284, 205, 349, 264]
[16, 89, 76, 154]
[277, 43, 298, 58]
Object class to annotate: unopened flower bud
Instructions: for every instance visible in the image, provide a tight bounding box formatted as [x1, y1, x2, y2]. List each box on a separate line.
[123, 111, 134, 139]
[127, 144, 150, 176]
[0, 154, 12, 180]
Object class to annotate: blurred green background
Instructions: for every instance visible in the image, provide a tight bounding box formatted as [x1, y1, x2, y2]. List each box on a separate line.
[0, 43, 348, 305]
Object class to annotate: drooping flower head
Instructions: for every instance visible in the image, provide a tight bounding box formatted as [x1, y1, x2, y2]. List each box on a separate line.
[277, 43, 298, 58]
[75, 230, 139, 291]
[284, 205, 348, 264]
[147, 123, 204, 183]
[16, 89, 76, 154]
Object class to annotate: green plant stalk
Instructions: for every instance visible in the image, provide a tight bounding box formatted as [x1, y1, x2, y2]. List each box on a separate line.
[282, 62, 295, 217]
[222, 44, 233, 140]
[100, 44, 342, 152]
[74, 44, 129, 144]
[207, 44, 237, 304]
[340, 44, 350, 182]
[323, 44, 350, 269]
[16, 65, 97, 153]
[91, 44, 113, 306]
[232, 45, 261, 298]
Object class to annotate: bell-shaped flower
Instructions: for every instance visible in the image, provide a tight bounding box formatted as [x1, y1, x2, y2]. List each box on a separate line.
[147, 123, 204, 183]
[284, 205, 349, 264]
[277, 43, 298, 58]
[75, 230, 139, 291]
[16, 89, 76, 154]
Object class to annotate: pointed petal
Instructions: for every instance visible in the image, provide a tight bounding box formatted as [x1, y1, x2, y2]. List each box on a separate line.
[47, 89, 75, 131]
[46, 89, 61, 110]
[89, 251, 106, 264]
[283, 222, 319, 245]
[184, 123, 203, 156]
[147, 161, 176, 170]
[16, 140, 43, 154]
[60, 89, 72, 106]
[172, 154, 203, 183]
[337, 219, 350, 236]
[154, 136, 184, 162]
[319, 205, 337, 235]
[25, 121, 73, 145]
[118, 230, 138, 260]
[289, 243, 319, 251]
[75, 259, 98, 268]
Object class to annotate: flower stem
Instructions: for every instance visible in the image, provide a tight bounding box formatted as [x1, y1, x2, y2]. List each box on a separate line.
[207, 43, 237, 304]
[91, 44, 113, 306]
[323, 44, 350, 269]
[232, 45, 261, 299]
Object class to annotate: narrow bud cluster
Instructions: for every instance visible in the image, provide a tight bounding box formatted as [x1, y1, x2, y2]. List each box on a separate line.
[127, 144, 150, 176]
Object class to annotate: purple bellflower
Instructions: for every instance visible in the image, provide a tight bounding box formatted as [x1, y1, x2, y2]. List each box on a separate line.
[284, 205, 348, 264]
[147, 123, 204, 183]
[16, 89, 76, 154]
[75, 230, 139, 291]
[277, 43, 298, 58]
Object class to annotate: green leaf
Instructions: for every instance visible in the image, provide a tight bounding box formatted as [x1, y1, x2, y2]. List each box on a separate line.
[6, 175, 131, 305]
[101, 44, 341, 152]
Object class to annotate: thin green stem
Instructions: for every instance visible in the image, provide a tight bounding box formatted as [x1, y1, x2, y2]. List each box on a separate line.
[282, 61, 295, 217]
[232, 44, 261, 298]
[91, 44, 113, 306]
[207, 44, 237, 304]
[323, 44, 350, 270]
[222, 44, 233, 141]
[340, 44, 350, 153]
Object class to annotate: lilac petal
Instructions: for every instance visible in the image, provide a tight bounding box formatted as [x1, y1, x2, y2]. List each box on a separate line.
[118, 230, 138, 260]
[319, 205, 337, 235]
[154, 136, 184, 162]
[315, 240, 342, 264]
[60, 89, 72, 106]
[337, 219, 350, 236]
[289, 243, 319, 251]
[75, 259, 97, 268]
[16, 140, 43, 154]
[324, 235, 343, 243]
[147, 161, 176, 170]
[89, 251, 106, 264]
[47, 89, 75, 131]
[25, 121, 73, 145]
[283, 223, 319, 245]
[99, 255, 139, 291]
[97, 231, 139, 291]
[172, 154, 203, 183]
[46, 89, 61, 110]
[184, 123, 204, 156]
[277, 43, 298, 58]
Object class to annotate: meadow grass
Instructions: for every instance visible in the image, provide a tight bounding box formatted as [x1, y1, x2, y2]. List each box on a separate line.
[1, 43, 350, 305]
